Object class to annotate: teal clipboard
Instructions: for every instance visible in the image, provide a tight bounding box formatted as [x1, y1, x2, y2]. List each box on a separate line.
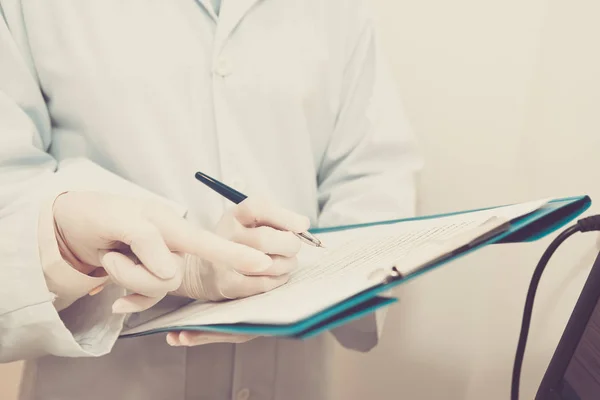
[121, 195, 591, 340]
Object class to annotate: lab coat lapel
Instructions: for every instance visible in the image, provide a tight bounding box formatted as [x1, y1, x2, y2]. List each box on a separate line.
[195, 0, 218, 22]
[216, 0, 262, 47]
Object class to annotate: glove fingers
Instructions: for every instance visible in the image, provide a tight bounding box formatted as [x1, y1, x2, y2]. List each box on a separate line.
[148, 210, 273, 274]
[121, 221, 181, 280]
[221, 272, 290, 299]
[233, 226, 301, 258]
[100, 250, 182, 297]
[112, 293, 163, 314]
[166, 331, 256, 346]
[233, 197, 310, 233]
[241, 255, 298, 277]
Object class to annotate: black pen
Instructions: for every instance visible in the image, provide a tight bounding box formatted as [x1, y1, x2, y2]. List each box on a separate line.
[194, 171, 323, 248]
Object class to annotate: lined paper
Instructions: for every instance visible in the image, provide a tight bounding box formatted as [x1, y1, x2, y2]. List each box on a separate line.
[122, 199, 548, 334]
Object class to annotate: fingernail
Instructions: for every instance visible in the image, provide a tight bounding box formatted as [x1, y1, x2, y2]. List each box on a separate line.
[88, 284, 105, 296]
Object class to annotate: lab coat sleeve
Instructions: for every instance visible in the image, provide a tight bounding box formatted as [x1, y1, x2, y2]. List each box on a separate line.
[318, 3, 423, 352]
[0, 16, 186, 362]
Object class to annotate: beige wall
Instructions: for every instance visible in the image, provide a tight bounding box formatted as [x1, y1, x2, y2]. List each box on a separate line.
[3, 1, 600, 399]
[332, 0, 600, 400]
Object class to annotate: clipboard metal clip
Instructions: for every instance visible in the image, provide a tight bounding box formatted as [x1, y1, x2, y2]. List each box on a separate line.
[368, 267, 404, 284]
[383, 267, 403, 284]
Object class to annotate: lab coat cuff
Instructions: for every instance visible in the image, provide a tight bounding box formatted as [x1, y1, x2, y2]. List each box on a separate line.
[0, 197, 126, 361]
[0, 294, 126, 361]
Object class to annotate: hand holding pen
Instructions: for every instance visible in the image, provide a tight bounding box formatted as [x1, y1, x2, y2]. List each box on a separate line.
[194, 171, 324, 248]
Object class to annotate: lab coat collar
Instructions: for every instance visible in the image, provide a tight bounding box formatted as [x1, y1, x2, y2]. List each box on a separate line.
[194, 0, 218, 21]
[215, 0, 263, 48]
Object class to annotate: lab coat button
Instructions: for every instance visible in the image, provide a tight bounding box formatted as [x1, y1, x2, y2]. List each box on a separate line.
[236, 388, 250, 400]
[215, 58, 232, 77]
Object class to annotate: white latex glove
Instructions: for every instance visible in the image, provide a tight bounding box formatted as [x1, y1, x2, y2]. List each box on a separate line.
[52, 191, 272, 313]
[166, 196, 310, 347]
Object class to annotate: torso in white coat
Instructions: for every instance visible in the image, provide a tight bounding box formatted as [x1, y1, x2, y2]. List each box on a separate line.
[0, 1, 420, 399]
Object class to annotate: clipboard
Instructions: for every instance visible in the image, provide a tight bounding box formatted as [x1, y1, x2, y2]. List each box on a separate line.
[120, 196, 591, 340]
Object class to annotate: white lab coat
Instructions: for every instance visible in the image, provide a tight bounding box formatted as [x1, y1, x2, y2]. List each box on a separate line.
[0, 1, 421, 399]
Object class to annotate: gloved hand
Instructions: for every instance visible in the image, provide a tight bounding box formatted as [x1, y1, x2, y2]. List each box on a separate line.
[52, 191, 273, 313]
[165, 196, 310, 347]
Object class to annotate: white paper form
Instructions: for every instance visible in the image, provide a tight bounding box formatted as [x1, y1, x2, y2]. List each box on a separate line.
[121, 199, 549, 335]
